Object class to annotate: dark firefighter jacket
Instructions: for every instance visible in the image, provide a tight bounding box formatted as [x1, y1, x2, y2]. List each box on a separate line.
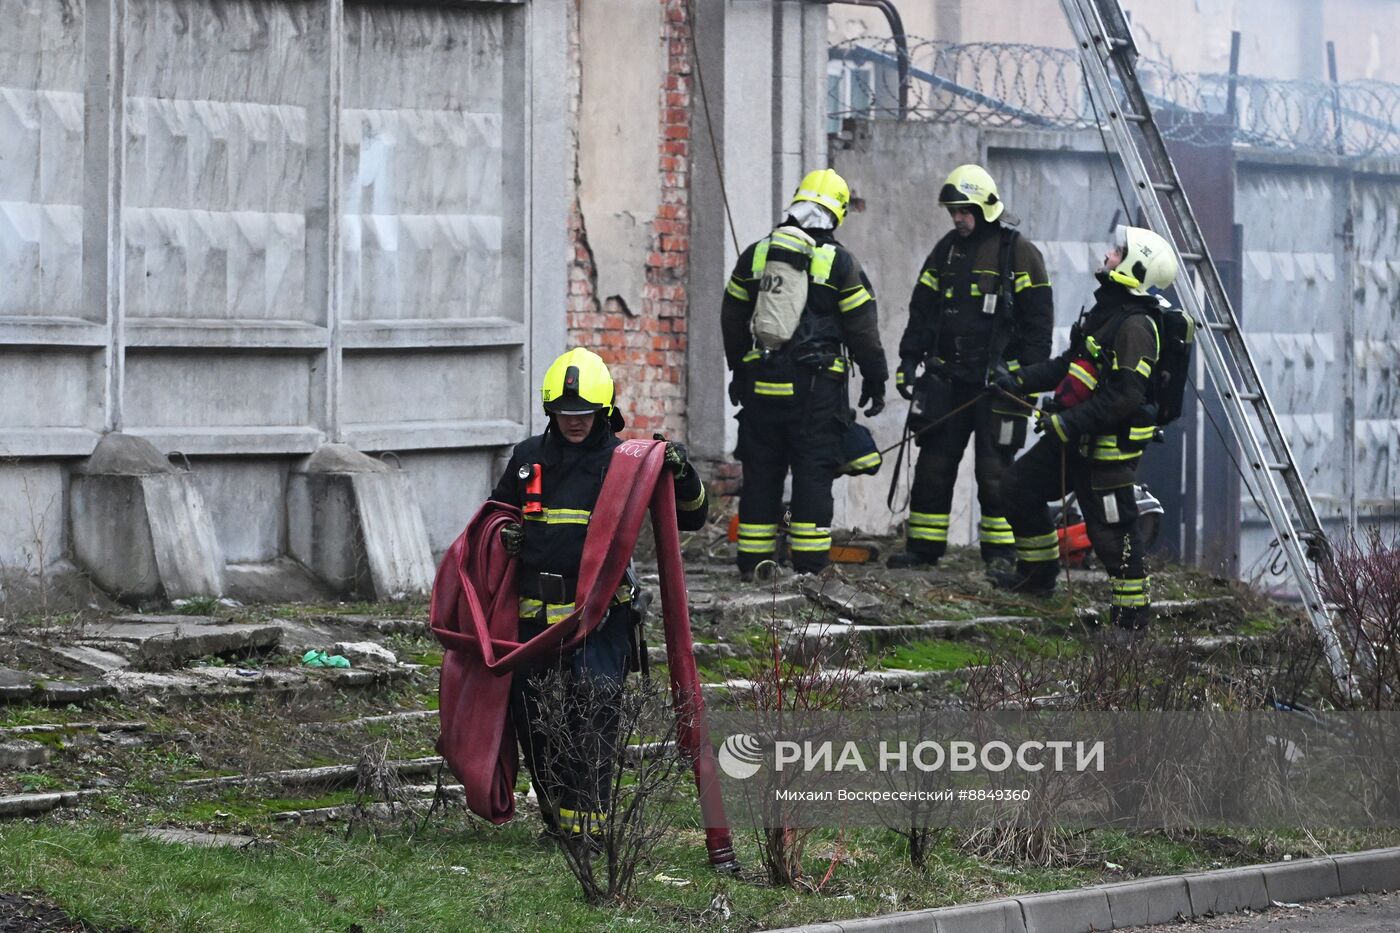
[491, 421, 708, 622]
[721, 227, 888, 398]
[1016, 279, 1162, 488]
[897, 221, 1054, 384]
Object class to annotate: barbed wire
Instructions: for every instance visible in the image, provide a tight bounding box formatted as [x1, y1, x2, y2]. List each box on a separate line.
[829, 38, 1400, 158]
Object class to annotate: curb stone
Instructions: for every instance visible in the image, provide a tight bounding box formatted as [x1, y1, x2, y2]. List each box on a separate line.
[762, 848, 1400, 932]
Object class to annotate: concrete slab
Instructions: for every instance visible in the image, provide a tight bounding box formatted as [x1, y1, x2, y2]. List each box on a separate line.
[647, 641, 740, 665]
[142, 472, 226, 599]
[0, 668, 37, 701]
[705, 666, 976, 702]
[75, 618, 283, 667]
[1102, 876, 1192, 927]
[800, 577, 883, 621]
[0, 721, 146, 737]
[707, 590, 808, 622]
[224, 559, 338, 604]
[1016, 888, 1112, 933]
[45, 645, 131, 675]
[786, 616, 1034, 661]
[0, 740, 49, 769]
[137, 829, 261, 850]
[264, 618, 343, 653]
[0, 790, 98, 818]
[1262, 858, 1341, 903]
[334, 641, 397, 665]
[180, 756, 442, 791]
[1185, 867, 1271, 915]
[36, 681, 115, 705]
[1334, 849, 1400, 894]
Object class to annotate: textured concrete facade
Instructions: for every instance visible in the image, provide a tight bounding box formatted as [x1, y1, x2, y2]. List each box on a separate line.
[833, 117, 1400, 578]
[0, 0, 565, 583]
[2, 0, 830, 599]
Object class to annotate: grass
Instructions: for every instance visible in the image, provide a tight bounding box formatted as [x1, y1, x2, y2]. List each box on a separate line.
[0, 553, 1380, 929]
[3, 816, 1397, 933]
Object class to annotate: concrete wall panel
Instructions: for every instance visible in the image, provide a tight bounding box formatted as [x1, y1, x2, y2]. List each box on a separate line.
[0, 463, 65, 572]
[340, 349, 512, 426]
[832, 120, 982, 536]
[0, 0, 86, 320]
[1237, 164, 1343, 518]
[124, 0, 322, 325]
[341, 4, 509, 324]
[399, 449, 496, 557]
[194, 460, 289, 563]
[0, 349, 102, 431]
[833, 124, 1126, 537]
[123, 351, 313, 428]
[1351, 177, 1400, 510]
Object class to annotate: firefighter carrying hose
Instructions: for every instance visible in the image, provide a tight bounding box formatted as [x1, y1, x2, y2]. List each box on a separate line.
[490, 348, 708, 838]
[889, 165, 1054, 570]
[991, 226, 1179, 632]
[722, 169, 888, 579]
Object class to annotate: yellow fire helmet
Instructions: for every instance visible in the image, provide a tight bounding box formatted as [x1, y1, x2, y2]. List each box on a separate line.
[938, 164, 1004, 223]
[1108, 225, 1178, 295]
[790, 168, 851, 226]
[540, 347, 614, 416]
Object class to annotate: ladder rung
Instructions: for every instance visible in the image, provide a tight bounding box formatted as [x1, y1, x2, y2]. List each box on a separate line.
[1118, 112, 1148, 123]
[1238, 392, 1262, 402]
[1178, 252, 1203, 261]
[1265, 462, 1292, 472]
[1207, 321, 1234, 332]
[1152, 182, 1176, 192]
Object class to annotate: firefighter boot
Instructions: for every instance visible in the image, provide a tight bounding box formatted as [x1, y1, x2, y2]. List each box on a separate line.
[886, 549, 938, 570]
[1111, 604, 1152, 632]
[988, 560, 1059, 597]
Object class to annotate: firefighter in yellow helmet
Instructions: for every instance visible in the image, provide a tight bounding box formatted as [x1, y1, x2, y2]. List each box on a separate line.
[488, 348, 708, 838]
[992, 226, 1178, 632]
[721, 169, 889, 579]
[889, 164, 1055, 571]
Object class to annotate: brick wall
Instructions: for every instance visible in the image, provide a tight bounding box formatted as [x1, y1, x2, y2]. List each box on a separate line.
[566, 0, 692, 441]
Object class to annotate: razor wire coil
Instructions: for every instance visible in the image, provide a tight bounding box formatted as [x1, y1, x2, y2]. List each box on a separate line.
[828, 38, 1400, 158]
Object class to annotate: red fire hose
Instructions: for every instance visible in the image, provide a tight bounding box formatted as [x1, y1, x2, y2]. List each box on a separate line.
[429, 439, 737, 870]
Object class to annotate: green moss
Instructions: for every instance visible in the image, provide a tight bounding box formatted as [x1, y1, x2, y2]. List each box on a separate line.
[879, 640, 987, 671]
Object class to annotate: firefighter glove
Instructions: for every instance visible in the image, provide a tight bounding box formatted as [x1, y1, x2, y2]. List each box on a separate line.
[859, 381, 885, 417]
[727, 375, 742, 407]
[1034, 409, 1071, 444]
[991, 365, 1022, 397]
[500, 522, 524, 557]
[895, 359, 919, 400]
[655, 434, 690, 477]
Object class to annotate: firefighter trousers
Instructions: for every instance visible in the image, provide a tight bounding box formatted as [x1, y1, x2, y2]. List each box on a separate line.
[735, 377, 844, 574]
[509, 602, 633, 835]
[1001, 437, 1149, 616]
[906, 381, 1023, 563]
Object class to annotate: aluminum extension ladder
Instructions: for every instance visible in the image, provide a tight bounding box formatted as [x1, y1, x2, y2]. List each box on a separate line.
[1058, 0, 1355, 695]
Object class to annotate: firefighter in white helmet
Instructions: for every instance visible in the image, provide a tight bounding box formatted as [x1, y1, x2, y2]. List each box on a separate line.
[991, 226, 1179, 632]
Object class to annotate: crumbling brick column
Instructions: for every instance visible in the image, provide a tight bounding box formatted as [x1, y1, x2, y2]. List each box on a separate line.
[566, 0, 692, 441]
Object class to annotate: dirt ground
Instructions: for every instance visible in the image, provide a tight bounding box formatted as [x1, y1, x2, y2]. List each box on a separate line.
[0, 893, 137, 933]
